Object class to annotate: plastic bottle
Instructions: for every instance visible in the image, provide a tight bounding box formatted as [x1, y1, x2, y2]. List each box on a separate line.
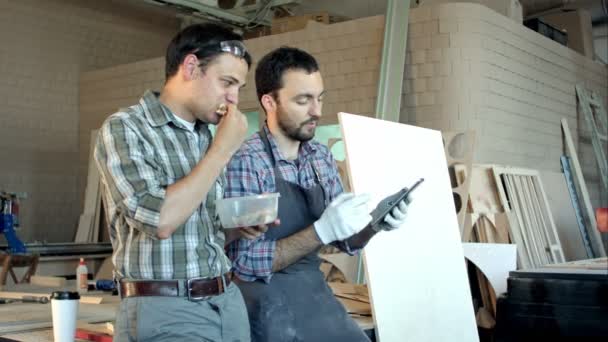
[76, 258, 88, 294]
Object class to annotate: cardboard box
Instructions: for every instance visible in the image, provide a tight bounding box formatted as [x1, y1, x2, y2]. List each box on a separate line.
[419, 0, 523, 23]
[271, 12, 330, 34]
[542, 9, 594, 59]
[242, 25, 271, 39]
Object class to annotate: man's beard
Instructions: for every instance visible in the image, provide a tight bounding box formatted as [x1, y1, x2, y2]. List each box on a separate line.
[277, 106, 318, 142]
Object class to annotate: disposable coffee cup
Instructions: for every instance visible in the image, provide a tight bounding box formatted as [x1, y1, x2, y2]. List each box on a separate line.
[50, 291, 80, 342]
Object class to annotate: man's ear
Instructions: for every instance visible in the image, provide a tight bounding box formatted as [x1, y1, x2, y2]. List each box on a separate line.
[260, 94, 276, 113]
[182, 54, 199, 81]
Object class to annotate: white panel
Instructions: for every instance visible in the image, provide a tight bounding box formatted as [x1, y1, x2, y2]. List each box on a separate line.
[539, 171, 589, 261]
[339, 112, 478, 342]
[462, 243, 517, 296]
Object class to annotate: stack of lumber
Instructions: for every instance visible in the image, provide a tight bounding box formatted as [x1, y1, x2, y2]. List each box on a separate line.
[329, 282, 371, 317]
[75, 130, 104, 243]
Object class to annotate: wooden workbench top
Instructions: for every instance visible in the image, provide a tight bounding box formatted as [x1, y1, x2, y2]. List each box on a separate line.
[0, 282, 118, 339]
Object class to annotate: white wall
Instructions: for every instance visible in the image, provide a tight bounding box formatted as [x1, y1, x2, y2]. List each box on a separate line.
[400, 3, 607, 207]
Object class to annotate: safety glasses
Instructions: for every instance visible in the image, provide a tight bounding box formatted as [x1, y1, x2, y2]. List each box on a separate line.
[194, 40, 249, 59]
[219, 40, 248, 58]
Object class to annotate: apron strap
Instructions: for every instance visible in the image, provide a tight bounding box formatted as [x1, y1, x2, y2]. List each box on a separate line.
[259, 126, 328, 205]
[259, 127, 282, 178]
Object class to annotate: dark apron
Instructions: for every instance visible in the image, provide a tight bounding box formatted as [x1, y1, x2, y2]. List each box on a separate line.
[235, 129, 370, 342]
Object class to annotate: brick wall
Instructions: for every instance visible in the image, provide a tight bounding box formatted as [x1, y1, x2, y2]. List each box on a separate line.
[79, 57, 166, 208]
[79, 2, 608, 222]
[401, 3, 608, 206]
[0, 0, 179, 243]
[78, 16, 386, 201]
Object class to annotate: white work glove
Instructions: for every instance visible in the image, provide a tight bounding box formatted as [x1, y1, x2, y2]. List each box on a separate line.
[314, 193, 372, 244]
[378, 194, 413, 231]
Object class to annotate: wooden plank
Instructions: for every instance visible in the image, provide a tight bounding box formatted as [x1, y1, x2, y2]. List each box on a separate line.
[442, 130, 476, 237]
[561, 118, 606, 257]
[470, 214, 509, 244]
[476, 268, 494, 319]
[95, 257, 114, 280]
[531, 176, 565, 262]
[75, 130, 101, 243]
[0, 299, 116, 335]
[92, 183, 102, 243]
[464, 213, 474, 243]
[0, 321, 52, 335]
[543, 257, 608, 270]
[576, 85, 608, 189]
[77, 321, 114, 336]
[494, 213, 512, 243]
[334, 293, 370, 304]
[514, 174, 546, 265]
[468, 165, 502, 214]
[502, 175, 536, 267]
[320, 262, 333, 280]
[491, 166, 566, 268]
[561, 156, 596, 257]
[506, 210, 531, 269]
[514, 175, 547, 265]
[328, 282, 369, 298]
[319, 253, 359, 284]
[539, 171, 588, 261]
[339, 113, 478, 342]
[29, 276, 66, 288]
[336, 297, 372, 316]
[0, 282, 117, 335]
[75, 214, 93, 243]
[0, 291, 103, 304]
[81, 296, 104, 305]
[0, 291, 48, 303]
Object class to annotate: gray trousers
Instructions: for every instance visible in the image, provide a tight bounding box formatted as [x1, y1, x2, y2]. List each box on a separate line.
[113, 282, 250, 342]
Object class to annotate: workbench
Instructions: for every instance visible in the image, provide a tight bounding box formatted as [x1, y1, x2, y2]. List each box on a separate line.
[0, 282, 118, 341]
[0, 282, 375, 341]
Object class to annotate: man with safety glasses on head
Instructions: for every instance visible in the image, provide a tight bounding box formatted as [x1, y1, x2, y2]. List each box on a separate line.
[95, 24, 264, 341]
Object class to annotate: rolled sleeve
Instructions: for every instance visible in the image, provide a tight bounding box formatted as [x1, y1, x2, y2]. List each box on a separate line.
[227, 237, 276, 282]
[95, 116, 165, 238]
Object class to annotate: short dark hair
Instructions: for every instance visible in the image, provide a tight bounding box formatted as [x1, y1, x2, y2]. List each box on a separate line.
[165, 23, 252, 80]
[255, 47, 319, 102]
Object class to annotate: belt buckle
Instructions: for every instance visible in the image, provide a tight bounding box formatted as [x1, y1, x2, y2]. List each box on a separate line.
[186, 277, 209, 301]
[219, 273, 228, 292]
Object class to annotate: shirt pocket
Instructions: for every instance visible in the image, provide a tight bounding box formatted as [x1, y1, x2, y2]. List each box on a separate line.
[259, 169, 274, 194]
[153, 139, 194, 181]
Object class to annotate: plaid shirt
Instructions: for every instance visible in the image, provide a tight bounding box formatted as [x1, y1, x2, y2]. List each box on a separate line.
[225, 125, 345, 282]
[95, 90, 230, 280]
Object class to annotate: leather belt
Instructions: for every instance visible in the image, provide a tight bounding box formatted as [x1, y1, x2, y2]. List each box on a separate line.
[119, 273, 232, 301]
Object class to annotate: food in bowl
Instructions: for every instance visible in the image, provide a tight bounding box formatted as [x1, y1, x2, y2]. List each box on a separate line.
[216, 193, 280, 229]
